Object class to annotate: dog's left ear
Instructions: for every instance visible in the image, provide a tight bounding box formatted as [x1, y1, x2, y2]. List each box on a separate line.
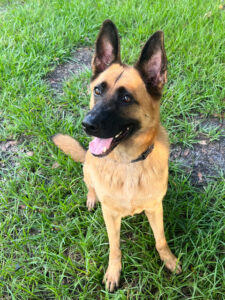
[135, 31, 167, 99]
[92, 20, 121, 77]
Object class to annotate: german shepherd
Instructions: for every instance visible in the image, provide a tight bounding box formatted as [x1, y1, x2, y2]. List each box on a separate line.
[52, 20, 181, 291]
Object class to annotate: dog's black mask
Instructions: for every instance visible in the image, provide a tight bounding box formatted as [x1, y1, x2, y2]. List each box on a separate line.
[83, 101, 139, 138]
[82, 99, 140, 157]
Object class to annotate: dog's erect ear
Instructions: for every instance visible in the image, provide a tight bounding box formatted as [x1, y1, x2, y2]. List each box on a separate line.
[92, 20, 121, 77]
[135, 31, 167, 99]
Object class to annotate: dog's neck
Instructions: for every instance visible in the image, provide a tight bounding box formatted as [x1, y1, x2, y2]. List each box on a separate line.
[111, 127, 158, 163]
[130, 143, 154, 163]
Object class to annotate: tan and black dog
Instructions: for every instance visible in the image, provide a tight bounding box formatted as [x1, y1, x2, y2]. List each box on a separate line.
[52, 20, 181, 291]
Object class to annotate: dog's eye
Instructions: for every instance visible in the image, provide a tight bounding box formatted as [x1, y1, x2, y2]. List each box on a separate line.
[122, 95, 131, 103]
[94, 87, 101, 96]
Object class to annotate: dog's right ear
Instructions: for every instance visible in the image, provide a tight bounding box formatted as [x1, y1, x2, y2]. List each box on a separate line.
[92, 20, 121, 78]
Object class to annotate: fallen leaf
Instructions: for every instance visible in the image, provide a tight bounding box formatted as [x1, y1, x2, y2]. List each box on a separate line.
[173, 151, 181, 159]
[198, 172, 203, 182]
[52, 162, 60, 169]
[183, 149, 190, 156]
[198, 140, 207, 145]
[26, 151, 34, 156]
[204, 11, 212, 18]
[201, 148, 207, 154]
[19, 205, 26, 209]
[1, 145, 6, 151]
[7, 141, 18, 147]
[1, 140, 18, 150]
[213, 113, 224, 118]
[172, 180, 177, 186]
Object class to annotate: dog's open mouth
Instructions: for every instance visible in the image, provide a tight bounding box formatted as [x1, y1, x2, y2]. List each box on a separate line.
[89, 127, 132, 157]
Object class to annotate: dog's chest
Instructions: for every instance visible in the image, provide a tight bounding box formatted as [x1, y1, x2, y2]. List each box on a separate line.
[84, 154, 167, 216]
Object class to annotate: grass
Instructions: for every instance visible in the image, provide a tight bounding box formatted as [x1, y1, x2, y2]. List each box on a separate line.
[0, 0, 224, 298]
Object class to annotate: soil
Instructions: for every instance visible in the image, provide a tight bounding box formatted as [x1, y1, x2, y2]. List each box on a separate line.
[0, 140, 21, 179]
[47, 47, 93, 94]
[170, 117, 224, 186]
[0, 137, 33, 179]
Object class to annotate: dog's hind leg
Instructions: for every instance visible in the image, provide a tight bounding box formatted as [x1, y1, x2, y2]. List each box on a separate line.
[145, 203, 182, 274]
[102, 205, 122, 292]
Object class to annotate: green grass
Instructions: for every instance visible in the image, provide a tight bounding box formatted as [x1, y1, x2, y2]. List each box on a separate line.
[0, 0, 224, 298]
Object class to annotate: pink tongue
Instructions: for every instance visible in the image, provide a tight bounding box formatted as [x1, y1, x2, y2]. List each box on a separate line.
[89, 137, 113, 155]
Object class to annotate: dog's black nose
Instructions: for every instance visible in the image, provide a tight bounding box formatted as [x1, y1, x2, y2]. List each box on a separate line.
[82, 115, 99, 134]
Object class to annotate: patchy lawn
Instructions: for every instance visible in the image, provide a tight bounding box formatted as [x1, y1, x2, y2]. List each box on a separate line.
[0, 0, 224, 298]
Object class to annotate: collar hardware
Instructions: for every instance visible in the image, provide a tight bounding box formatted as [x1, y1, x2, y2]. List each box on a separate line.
[130, 144, 154, 163]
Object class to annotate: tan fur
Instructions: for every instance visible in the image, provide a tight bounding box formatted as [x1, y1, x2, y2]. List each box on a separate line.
[53, 41, 181, 292]
[52, 134, 86, 163]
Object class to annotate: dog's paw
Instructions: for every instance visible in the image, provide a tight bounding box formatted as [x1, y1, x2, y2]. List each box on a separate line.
[103, 264, 121, 292]
[86, 188, 97, 211]
[86, 197, 96, 211]
[157, 244, 182, 274]
[164, 256, 182, 274]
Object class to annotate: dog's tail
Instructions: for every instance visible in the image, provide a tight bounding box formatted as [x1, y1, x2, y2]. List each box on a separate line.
[52, 134, 86, 163]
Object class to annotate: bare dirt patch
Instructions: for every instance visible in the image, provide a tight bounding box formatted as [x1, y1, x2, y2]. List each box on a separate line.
[0, 138, 33, 179]
[47, 47, 93, 94]
[0, 141, 21, 176]
[170, 117, 224, 185]
[0, 7, 7, 14]
[47, 47, 224, 186]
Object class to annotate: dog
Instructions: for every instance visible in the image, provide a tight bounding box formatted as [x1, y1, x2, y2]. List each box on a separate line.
[52, 19, 181, 291]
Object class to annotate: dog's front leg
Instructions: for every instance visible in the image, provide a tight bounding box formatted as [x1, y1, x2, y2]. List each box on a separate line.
[102, 205, 122, 292]
[145, 203, 182, 274]
[83, 169, 97, 211]
[86, 186, 97, 211]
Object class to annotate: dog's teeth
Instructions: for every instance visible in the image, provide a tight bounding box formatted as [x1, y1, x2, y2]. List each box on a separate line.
[115, 131, 122, 138]
[103, 147, 107, 152]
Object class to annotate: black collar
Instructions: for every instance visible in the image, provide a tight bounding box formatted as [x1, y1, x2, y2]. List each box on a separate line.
[131, 143, 154, 163]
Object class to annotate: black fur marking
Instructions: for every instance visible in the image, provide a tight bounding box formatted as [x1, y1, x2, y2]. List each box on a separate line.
[83, 100, 140, 139]
[114, 70, 124, 85]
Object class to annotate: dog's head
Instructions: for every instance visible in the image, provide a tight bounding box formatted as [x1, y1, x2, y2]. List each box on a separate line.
[82, 20, 167, 157]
